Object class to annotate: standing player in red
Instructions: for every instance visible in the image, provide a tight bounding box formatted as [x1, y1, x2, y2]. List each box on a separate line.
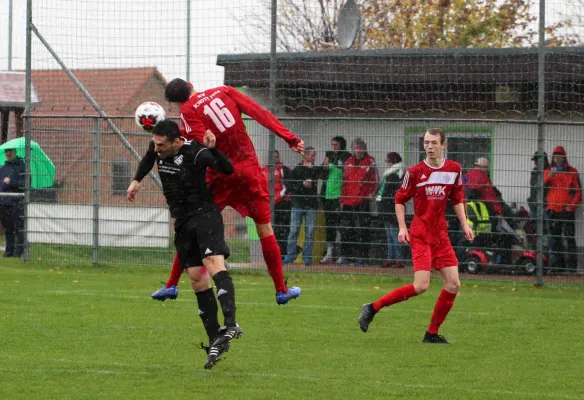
[358, 128, 473, 343]
[135, 79, 304, 305]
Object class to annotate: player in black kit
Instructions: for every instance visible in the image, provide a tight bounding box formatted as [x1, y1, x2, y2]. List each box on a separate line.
[127, 119, 242, 369]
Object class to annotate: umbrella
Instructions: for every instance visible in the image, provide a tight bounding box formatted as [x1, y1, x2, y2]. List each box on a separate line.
[0, 137, 56, 189]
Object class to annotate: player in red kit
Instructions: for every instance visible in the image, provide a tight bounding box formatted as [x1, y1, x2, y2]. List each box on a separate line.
[358, 128, 473, 343]
[130, 79, 304, 305]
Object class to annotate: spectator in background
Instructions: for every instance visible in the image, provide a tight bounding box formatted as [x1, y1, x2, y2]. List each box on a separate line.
[465, 189, 492, 249]
[527, 151, 550, 219]
[0, 147, 25, 257]
[376, 152, 405, 268]
[320, 136, 351, 264]
[338, 138, 378, 266]
[283, 146, 323, 266]
[544, 146, 582, 271]
[526, 151, 550, 248]
[263, 150, 292, 256]
[465, 157, 505, 217]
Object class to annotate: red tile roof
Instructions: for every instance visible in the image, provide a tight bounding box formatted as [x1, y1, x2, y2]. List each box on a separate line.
[31, 67, 167, 116]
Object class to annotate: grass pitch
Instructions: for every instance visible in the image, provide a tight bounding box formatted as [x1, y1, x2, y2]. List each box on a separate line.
[0, 258, 583, 400]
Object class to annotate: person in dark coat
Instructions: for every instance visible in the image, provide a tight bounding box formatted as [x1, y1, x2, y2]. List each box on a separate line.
[376, 152, 405, 268]
[283, 146, 324, 266]
[0, 147, 25, 257]
[527, 150, 550, 219]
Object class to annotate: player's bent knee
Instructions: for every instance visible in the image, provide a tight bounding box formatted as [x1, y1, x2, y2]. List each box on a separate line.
[202, 255, 227, 276]
[188, 267, 212, 292]
[444, 279, 461, 293]
[256, 223, 273, 238]
[414, 281, 430, 294]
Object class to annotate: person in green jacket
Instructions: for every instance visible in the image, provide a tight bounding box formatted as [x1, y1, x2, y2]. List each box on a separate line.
[319, 136, 351, 264]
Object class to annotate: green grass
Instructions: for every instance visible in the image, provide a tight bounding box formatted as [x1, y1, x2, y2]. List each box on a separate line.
[28, 238, 251, 265]
[1, 258, 583, 400]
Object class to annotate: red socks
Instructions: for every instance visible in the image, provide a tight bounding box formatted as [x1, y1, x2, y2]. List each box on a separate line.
[166, 253, 184, 288]
[373, 284, 418, 311]
[260, 234, 287, 293]
[427, 289, 457, 334]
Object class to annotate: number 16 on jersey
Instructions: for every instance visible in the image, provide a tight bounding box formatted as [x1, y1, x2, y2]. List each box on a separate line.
[204, 98, 235, 132]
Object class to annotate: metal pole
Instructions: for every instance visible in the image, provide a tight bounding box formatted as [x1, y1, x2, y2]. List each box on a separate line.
[535, 0, 546, 286]
[30, 23, 162, 190]
[186, 0, 191, 81]
[268, 0, 277, 224]
[8, 0, 13, 71]
[92, 118, 100, 264]
[23, 0, 32, 262]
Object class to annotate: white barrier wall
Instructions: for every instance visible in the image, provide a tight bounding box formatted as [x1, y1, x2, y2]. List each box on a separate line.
[27, 204, 170, 248]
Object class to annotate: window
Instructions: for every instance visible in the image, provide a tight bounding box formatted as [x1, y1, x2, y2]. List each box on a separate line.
[112, 158, 131, 195]
[406, 127, 492, 175]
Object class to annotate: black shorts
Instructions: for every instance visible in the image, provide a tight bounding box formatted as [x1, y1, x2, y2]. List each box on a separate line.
[174, 204, 230, 269]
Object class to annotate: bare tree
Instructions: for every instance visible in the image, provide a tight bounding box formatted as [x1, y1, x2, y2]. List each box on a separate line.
[237, 0, 582, 52]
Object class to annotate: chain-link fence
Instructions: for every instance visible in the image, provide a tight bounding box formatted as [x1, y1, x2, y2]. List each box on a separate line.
[0, 0, 583, 285]
[15, 115, 583, 287]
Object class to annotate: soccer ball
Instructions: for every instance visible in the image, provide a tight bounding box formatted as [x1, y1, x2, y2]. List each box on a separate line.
[135, 101, 166, 132]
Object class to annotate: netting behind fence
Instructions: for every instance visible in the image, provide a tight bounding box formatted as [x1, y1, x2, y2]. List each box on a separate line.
[24, 116, 584, 286]
[1, 1, 583, 285]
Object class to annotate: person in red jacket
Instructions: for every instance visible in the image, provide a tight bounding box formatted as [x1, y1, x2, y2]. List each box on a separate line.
[337, 138, 378, 266]
[464, 157, 504, 216]
[544, 146, 582, 271]
[263, 150, 292, 256]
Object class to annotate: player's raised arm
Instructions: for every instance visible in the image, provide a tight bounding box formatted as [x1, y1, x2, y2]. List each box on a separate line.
[196, 133, 233, 175]
[133, 141, 156, 182]
[225, 86, 303, 152]
[127, 141, 157, 201]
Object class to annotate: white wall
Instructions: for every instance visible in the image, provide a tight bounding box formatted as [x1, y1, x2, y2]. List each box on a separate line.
[244, 114, 584, 247]
[28, 204, 170, 248]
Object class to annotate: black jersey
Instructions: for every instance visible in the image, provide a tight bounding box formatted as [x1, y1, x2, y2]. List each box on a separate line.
[140, 140, 233, 218]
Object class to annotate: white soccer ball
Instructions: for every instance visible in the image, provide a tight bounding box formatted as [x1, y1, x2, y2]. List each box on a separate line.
[135, 101, 166, 132]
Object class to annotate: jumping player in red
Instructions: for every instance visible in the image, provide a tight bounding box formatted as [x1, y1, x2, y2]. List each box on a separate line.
[358, 128, 473, 343]
[130, 79, 304, 305]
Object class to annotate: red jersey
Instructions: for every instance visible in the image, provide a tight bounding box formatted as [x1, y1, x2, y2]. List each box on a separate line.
[178, 86, 301, 178]
[262, 163, 292, 204]
[395, 159, 465, 242]
[340, 154, 378, 206]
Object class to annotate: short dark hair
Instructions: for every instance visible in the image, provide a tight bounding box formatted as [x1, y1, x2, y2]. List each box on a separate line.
[152, 119, 181, 142]
[425, 128, 445, 144]
[386, 152, 402, 164]
[332, 136, 347, 150]
[165, 78, 192, 103]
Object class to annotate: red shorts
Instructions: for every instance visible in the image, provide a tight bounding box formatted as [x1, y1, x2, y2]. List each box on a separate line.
[209, 164, 271, 225]
[410, 234, 458, 272]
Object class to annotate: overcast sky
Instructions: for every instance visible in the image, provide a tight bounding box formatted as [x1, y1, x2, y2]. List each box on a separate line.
[0, 0, 268, 89]
[0, 0, 580, 90]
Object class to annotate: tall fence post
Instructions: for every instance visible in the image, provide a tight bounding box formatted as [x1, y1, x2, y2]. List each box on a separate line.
[186, 0, 191, 82]
[92, 117, 100, 264]
[268, 0, 278, 223]
[8, 0, 13, 71]
[535, 0, 546, 286]
[23, 0, 33, 262]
